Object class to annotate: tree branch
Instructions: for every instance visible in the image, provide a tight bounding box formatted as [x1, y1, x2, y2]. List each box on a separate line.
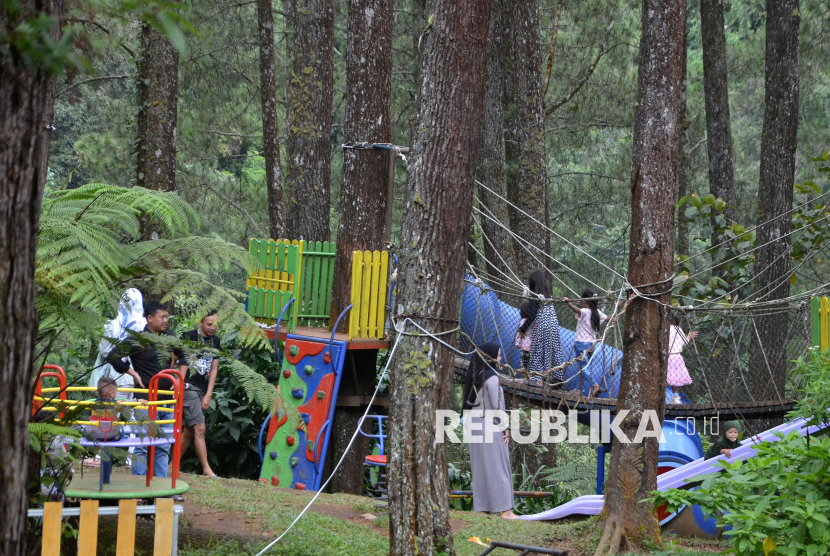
[203, 130, 261, 138]
[68, 18, 137, 58]
[541, 0, 564, 100]
[201, 183, 264, 237]
[688, 136, 707, 156]
[545, 22, 615, 117]
[57, 75, 132, 97]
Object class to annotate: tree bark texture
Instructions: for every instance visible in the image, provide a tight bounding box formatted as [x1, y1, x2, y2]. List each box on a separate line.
[676, 9, 691, 259]
[749, 0, 799, 410]
[387, 0, 492, 553]
[700, 0, 736, 273]
[257, 0, 286, 240]
[503, 0, 549, 280]
[476, 0, 518, 284]
[284, 0, 334, 241]
[0, 1, 60, 553]
[330, 0, 394, 332]
[596, 0, 684, 553]
[136, 23, 179, 193]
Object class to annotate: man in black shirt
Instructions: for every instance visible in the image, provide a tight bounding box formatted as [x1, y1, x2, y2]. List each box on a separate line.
[107, 300, 187, 478]
[177, 310, 220, 477]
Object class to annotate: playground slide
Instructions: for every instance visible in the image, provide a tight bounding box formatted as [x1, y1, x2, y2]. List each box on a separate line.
[518, 417, 819, 522]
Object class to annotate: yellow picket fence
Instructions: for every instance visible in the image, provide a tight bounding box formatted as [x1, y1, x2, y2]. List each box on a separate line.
[811, 297, 830, 350]
[348, 250, 390, 340]
[34, 499, 182, 556]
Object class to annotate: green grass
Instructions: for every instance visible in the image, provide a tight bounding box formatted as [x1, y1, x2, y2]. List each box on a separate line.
[177, 475, 729, 556]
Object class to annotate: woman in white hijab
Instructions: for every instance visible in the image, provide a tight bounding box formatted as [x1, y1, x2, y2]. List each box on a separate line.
[89, 288, 148, 398]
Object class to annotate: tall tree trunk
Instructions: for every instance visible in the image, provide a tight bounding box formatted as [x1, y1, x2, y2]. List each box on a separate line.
[749, 0, 799, 419]
[387, 0, 492, 553]
[257, 0, 286, 240]
[284, 0, 334, 241]
[136, 23, 179, 193]
[327, 0, 393, 493]
[476, 0, 518, 284]
[0, 1, 61, 553]
[503, 0, 549, 280]
[595, 0, 684, 554]
[330, 0, 394, 332]
[700, 0, 736, 274]
[676, 5, 691, 259]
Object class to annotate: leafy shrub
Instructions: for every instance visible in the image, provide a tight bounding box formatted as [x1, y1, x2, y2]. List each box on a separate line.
[649, 351, 830, 556]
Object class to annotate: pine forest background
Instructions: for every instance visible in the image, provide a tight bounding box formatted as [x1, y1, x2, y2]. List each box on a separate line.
[49, 0, 830, 298]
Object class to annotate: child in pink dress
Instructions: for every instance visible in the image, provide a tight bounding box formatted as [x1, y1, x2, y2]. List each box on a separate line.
[667, 314, 698, 404]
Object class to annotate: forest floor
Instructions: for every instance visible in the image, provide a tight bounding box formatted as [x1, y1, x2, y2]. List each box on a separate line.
[166, 473, 732, 556]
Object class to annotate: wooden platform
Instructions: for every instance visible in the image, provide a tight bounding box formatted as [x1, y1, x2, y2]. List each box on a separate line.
[64, 473, 189, 500]
[263, 325, 390, 350]
[452, 356, 797, 419]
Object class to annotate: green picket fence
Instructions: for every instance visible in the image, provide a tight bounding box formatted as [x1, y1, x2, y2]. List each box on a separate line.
[296, 240, 336, 328]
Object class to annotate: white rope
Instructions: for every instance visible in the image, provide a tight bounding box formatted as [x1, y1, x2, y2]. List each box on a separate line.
[473, 204, 602, 294]
[474, 180, 624, 279]
[676, 188, 830, 268]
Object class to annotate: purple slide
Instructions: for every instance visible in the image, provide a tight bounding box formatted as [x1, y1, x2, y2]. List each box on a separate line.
[519, 418, 819, 521]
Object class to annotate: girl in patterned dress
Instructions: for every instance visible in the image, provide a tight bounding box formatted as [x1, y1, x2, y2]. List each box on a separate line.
[524, 270, 563, 387]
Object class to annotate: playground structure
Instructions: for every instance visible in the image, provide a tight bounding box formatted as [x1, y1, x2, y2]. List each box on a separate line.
[247, 238, 392, 490]
[456, 283, 830, 537]
[33, 365, 189, 499]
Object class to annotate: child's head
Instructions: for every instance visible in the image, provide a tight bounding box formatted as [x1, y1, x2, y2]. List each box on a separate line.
[722, 420, 740, 442]
[582, 289, 600, 332]
[670, 313, 680, 327]
[519, 299, 533, 319]
[527, 270, 551, 298]
[97, 377, 118, 400]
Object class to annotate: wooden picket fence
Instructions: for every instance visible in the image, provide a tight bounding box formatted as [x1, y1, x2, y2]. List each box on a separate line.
[246, 239, 303, 331]
[348, 250, 390, 340]
[33, 499, 182, 556]
[811, 297, 830, 350]
[295, 240, 336, 327]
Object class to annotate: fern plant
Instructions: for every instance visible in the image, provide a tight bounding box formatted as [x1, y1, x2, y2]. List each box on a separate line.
[35, 183, 275, 407]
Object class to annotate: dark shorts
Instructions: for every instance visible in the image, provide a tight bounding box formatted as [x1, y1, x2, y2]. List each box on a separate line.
[183, 389, 205, 427]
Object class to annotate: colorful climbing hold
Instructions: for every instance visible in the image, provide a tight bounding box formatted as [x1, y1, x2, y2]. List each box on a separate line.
[283, 369, 292, 379]
[317, 390, 325, 399]
[271, 476, 280, 486]
[292, 387, 304, 399]
[269, 451, 278, 460]
[258, 478, 268, 484]
[290, 456, 298, 468]
[286, 435, 295, 446]
[276, 408, 286, 419]
[304, 365, 314, 375]
[294, 483, 306, 490]
[301, 413, 311, 424]
[307, 441, 315, 452]
[323, 352, 331, 363]
[289, 344, 299, 356]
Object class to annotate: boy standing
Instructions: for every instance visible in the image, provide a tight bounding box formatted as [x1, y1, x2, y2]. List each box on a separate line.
[107, 300, 187, 477]
[178, 310, 220, 477]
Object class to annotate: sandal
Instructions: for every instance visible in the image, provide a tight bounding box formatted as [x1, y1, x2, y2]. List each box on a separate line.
[173, 495, 185, 503]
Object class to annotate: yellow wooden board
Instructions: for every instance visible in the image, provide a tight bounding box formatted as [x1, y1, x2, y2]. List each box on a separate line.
[77, 500, 99, 555]
[116, 499, 137, 556]
[41, 502, 62, 556]
[153, 498, 175, 556]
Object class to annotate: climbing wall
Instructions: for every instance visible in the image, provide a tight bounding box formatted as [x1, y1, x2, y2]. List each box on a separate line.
[259, 335, 347, 491]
